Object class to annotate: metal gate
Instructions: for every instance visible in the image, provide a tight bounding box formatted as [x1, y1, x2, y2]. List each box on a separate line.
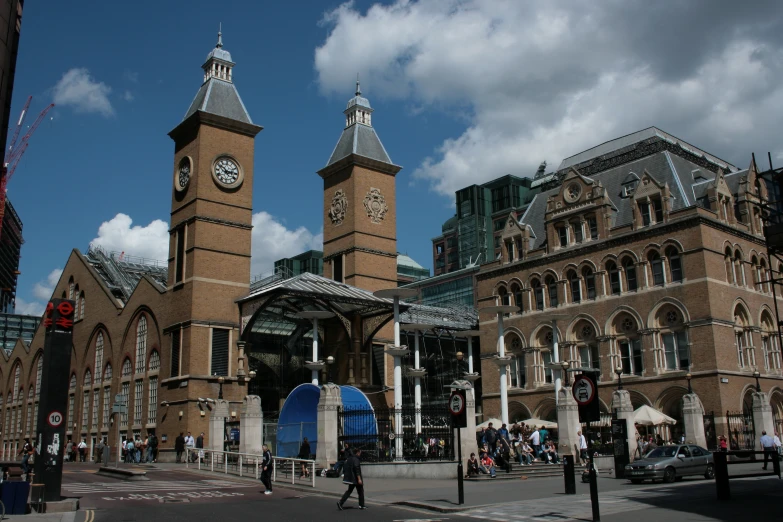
[726, 410, 755, 450]
[703, 411, 717, 450]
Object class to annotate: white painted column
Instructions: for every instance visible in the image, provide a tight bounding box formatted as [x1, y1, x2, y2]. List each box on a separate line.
[393, 296, 403, 460]
[498, 313, 509, 426]
[414, 330, 422, 434]
[311, 317, 319, 385]
[553, 319, 561, 404]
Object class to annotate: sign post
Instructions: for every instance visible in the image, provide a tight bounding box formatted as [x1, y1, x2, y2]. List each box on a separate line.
[572, 370, 600, 521]
[449, 388, 467, 505]
[33, 299, 75, 502]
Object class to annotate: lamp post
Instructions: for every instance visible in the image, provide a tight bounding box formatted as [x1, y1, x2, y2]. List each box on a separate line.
[456, 351, 464, 379]
[615, 365, 624, 391]
[326, 356, 335, 384]
[374, 287, 418, 461]
[753, 370, 761, 392]
[561, 361, 570, 386]
[296, 311, 335, 385]
[685, 372, 693, 394]
[479, 305, 519, 426]
[217, 375, 224, 400]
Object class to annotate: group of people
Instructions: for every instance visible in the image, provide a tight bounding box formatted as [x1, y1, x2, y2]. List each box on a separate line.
[469, 422, 562, 478]
[174, 431, 204, 463]
[63, 438, 89, 462]
[118, 432, 159, 463]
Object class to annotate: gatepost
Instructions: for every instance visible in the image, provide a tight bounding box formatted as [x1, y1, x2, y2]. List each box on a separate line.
[209, 399, 230, 461]
[752, 391, 775, 446]
[316, 384, 342, 470]
[33, 299, 75, 502]
[240, 395, 263, 455]
[611, 389, 636, 468]
[682, 393, 707, 448]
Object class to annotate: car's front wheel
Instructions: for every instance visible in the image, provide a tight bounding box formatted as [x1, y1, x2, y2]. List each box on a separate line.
[704, 464, 714, 480]
[663, 466, 676, 483]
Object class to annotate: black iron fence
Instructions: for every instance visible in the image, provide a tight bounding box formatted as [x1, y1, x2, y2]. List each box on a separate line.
[338, 405, 454, 462]
[703, 411, 717, 450]
[726, 410, 755, 450]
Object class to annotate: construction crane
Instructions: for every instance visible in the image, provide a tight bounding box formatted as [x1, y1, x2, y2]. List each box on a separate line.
[0, 96, 54, 241]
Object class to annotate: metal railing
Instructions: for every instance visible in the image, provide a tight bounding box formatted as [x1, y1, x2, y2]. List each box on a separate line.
[185, 448, 316, 487]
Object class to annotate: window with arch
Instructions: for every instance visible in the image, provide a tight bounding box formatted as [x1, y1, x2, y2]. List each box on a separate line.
[68, 277, 74, 300]
[122, 358, 132, 377]
[733, 306, 754, 368]
[12, 365, 20, 402]
[135, 315, 148, 374]
[760, 312, 782, 371]
[80, 292, 85, 320]
[67, 374, 76, 431]
[531, 279, 544, 310]
[657, 307, 690, 371]
[582, 267, 596, 299]
[545, 275, 558, 307]
[74, 285, 80, 319]
[95, 333, 104, 381]
[733, 250, 745, 286]
[666, 247, 683, 283]
[532, 328, 555, 385]
[607, 261, 621, 295]
[82, 371, 92, 430]
[149, 350, 160, 372]
[725, 247, 735, 284]
[648, 251, 664, 286]
[104, 362, 112, 382]
[567, 270, 581, 303]
[622, 257, 638, 291]
[508, 335, 525, 389]
[25, 388, 33, 434]
[613, 314, 642, 376]
[510, 283, 523, 313]
[572, 321, 600, 372]
[35, 357, 42, 398]
[496, 286, 510, 307]
[759, 258, 770, 293]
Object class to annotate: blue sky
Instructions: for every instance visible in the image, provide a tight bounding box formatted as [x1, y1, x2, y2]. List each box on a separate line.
[10, 0, 783, 315]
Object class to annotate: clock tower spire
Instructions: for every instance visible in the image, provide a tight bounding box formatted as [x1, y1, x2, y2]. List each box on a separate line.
[166, 31, 262, 382]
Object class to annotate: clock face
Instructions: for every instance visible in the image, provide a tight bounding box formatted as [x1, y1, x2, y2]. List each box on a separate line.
[177, 158, 191, 190]
[213, 157, 241, 186]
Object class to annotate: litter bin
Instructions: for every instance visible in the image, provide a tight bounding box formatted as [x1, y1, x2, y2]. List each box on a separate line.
[1, 481, 30, 514]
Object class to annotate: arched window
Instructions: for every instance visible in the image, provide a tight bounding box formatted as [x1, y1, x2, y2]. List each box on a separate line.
[35, 357, 42, 398]
[733, 306, 754, 369]
[510, 283, 523, 313]
[531, 278, 544, 310]
[122, 358, 132, 377]
[725, 247, 735, 283]
[68, 277, 74, 300]
[759, 258, 769, 293]
[104, 362, 112, 382]
[545, 275, 558, 307]
[497, 285, 510, 306]
[12, 364, 20, 402]
[508, 335, 525, 388]
[567, 270, 581, 303]
[666, 247, 683, 283]
[607, 261, 621, 295]
[95, 333, 104, 381]
[613, 313, 642, 376]
[622, 257, 637, 291]
[648, 251, 664, 286]
[734, 250, 745, 286]
[149, 351, 160, 372]
[74, 285, 80, 319]
[82, 370, 91, 430]
[67, 374, 76, 430]
[80, 292, 85, 320]
[135, 315, 148, 374]
[658, 307, 690, 371]
[582, 267, 596, 299]
[761, 312, 782, 371]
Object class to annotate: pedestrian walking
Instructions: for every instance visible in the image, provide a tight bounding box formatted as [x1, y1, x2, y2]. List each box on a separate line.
[18, 438, 33, 479]
[578, 430, 588, 463]
[760, 430, 776, 470]
[260, 444, 274, 495]
[175, 432, 185, 463]
[337, 448, 365, 510]
[147, 432, 158, 463]
[185, 432, 196, 462]
[298, 437, 311, 478]
[95, 439, 105, 464]
[78, 439, 87, 462]
[196, 432, 204, 463]
[65, 439, 73, 463]
[125, 439, 135, 463]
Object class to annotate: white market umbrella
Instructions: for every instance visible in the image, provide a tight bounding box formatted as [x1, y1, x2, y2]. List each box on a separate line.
[515, 418, 557, 429]
[476, 418, 504, 431]
[633, 405, 677, 426]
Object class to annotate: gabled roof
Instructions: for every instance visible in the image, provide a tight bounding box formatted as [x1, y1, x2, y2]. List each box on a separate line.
[84, 246, 168, 304]
[183, 78, 253, 125]
[325, 123, 392, 167]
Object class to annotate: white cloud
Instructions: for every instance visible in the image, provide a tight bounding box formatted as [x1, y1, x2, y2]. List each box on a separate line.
[315, 1, 783, 196]
[52, 68, 114, 117]
[32, 268, 63, 301]
[122, 90, 135, 102]
[89, 213, 169, 262]
[251, 211, 323, 277]
[15, 297, 44, 317]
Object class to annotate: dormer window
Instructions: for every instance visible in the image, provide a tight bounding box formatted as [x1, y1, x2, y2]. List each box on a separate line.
[640, 202, 651, 226]
[571, 221, 583, 243]
[587, 216, 598, 240]
[558, 226, 568, 247]
[639, 197, 663, 226]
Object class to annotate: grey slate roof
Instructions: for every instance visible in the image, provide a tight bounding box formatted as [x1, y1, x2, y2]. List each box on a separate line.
[520, 151, 718, 250]
[183, 78, 253, 124]
[325, 123, 392, 167]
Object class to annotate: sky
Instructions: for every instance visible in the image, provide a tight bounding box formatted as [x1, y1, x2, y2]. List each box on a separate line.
[9, 0, 783, 316]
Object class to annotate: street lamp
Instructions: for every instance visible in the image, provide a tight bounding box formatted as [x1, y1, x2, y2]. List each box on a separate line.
[217, 375, 224, 400]
[615, 365, 624, 390]
[326, 356, 335, 383]
[561, 361, 570, 386]
[456, 351, 464, 379]
[753, 370, 761, 392]
[685, 372, 693, 394]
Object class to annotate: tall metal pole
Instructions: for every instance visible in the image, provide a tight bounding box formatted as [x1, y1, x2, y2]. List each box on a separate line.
[457, 427, 464, 504]
[467, 335, 475, 401]
[311, 317, 319, 385]
[414, 330, 422, 434]
[553, 318, 561, 404]
[393, 296, 403, 460]
[497, 312, 509, 426]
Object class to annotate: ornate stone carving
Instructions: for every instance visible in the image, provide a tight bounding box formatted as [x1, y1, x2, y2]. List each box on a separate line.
[363, 187, 388, 223]
[329, 189, 348, 225]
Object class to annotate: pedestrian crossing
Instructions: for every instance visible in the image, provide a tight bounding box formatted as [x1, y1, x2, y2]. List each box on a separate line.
[63, 479, 256, 494]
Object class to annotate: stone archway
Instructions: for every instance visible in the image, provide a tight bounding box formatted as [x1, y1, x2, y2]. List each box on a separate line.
[508, 400, 532, 423]
[534, 397, 557, 422]
[656, 386, 688, 443]
[770, 389, 783, 436]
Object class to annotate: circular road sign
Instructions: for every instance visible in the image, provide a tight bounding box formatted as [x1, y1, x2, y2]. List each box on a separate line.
[449, 392, 465, 416]
[572, 375, 596, 406]
[388, 432, 396, 440]
[47, 411, 64, 428]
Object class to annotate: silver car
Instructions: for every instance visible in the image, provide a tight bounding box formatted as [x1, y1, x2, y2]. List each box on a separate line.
[624, 444, 714, 484]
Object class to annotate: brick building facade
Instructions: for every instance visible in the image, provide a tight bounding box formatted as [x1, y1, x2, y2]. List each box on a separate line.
[477, 128, 783, 442]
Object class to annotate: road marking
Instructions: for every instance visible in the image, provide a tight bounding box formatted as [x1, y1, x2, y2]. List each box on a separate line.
[63, 479, 255, 494]
[83, 510, 94, 522]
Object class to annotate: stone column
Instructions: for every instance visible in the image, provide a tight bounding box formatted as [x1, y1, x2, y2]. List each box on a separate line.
[457, 391, 479, 464]
[752, 391, 775, 448]
[556, 386, 581, 458]
[316, 383, 343, 469]
[236, 341, 248, 377]
[682, 393, 707, 448]
[239, 395, 263, 455]
[612, 390, 638, 461]
[209, 399, 230, 458]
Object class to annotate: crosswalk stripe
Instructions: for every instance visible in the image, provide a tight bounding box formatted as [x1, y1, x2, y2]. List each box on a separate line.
[63, 480, 255, 494]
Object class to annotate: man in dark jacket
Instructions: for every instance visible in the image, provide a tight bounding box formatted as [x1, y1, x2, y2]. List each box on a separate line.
[337, 449, 365, 510]
[175, 433, 185, 463]
[260, 444, 274, 495]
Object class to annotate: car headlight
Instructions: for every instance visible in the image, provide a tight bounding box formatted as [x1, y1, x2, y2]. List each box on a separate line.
[646, 465, 655, 470]
[625, 465, 632, 470]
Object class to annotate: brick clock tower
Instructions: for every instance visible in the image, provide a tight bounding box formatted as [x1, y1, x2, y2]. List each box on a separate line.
[166, 31, 262, 388]
[318, 80, 401, 293]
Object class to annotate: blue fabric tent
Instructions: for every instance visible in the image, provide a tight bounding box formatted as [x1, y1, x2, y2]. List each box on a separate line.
[275, 384, 377, 457]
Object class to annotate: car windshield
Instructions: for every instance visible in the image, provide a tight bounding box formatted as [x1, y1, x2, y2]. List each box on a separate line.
[646, 446, 678, 458]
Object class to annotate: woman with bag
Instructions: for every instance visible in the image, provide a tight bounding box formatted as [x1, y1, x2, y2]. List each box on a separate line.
[298, 437, 311, 478]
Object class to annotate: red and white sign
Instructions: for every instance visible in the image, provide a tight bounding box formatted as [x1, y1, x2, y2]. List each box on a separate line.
[572, 375, 596, 406]
[47, 411, 64, 428]
[449, 392, 465, 416]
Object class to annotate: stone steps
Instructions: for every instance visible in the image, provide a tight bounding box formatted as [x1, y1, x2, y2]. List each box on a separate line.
[465, 462, 575, 481]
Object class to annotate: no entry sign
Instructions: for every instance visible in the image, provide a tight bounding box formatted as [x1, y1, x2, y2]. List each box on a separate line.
[572, 371, 600, 423]
[47, 411, 64, 428]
